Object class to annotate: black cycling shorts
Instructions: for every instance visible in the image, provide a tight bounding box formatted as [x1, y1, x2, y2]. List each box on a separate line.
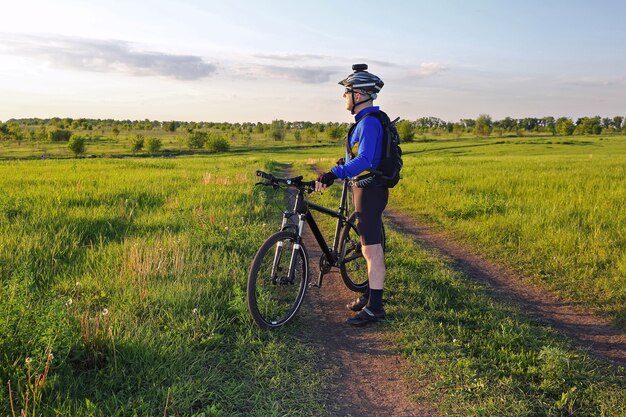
[352, 186, 388, 246]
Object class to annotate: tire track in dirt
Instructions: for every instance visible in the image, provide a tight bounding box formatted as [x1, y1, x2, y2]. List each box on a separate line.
[281, 168, 437, 416]
[384, 209, 626, 368]
[297, 223, 437, 417]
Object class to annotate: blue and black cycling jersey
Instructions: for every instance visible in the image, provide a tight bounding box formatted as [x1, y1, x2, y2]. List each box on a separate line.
[331, 106, 383, 180]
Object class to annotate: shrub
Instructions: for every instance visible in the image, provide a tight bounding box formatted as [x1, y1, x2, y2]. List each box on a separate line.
[49, 129, 72, 142]
[325, 125, 345, 142]
[475, 114, 493, 137]
[206, 135, 230, 153]
[145, 137, 162, 153]
[396, 120, 415, 142]
[556, 117, 575, 136]
[187, 131, 208, 149]
[270, 120, 285, 141]
[130, 135, 144, 153]
[68, 135, 86, 157]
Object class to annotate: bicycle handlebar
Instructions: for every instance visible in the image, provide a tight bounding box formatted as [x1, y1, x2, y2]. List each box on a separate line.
[255, 170, 317, 190]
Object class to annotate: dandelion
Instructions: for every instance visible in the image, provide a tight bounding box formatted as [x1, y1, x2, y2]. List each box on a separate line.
[76, 281, 81, 287]
[224, 226, 229, 231]
[102, 308, 109, 316]
[25, 357, 32, 365]
[192, 308, 198, 315]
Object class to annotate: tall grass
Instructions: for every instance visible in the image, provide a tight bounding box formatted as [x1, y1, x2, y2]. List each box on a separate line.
[2, 138, 626, 416]
[384, 226, 626, 416]
[267, 147, 626, 415]
[393, 136, 626, 323]
[0, 156, 325, 416]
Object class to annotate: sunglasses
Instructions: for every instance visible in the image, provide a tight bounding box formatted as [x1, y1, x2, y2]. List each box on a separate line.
[344, 88, 367, 95]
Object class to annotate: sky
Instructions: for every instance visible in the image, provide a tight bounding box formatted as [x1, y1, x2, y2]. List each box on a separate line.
[1, 0, 625, 123]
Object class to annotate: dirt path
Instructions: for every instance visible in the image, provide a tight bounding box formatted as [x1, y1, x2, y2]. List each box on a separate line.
[297, 222, 438, 417]
[281, 166, 435, 416]
[384, 209, 626, 367]
[289, 165, 625, 416]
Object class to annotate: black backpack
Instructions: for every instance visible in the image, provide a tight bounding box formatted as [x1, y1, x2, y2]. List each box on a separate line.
[347, 110, 403, 188]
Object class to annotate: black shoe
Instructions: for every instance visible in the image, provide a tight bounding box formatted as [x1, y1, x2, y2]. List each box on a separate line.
[346, 295, 369, 312]
[346, 307, 386, 326]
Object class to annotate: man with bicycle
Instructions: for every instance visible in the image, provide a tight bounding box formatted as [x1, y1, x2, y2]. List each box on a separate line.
[316, 64, 389, 326]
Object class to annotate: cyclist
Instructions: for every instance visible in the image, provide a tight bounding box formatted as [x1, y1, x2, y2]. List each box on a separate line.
[315, 64, 388, 326]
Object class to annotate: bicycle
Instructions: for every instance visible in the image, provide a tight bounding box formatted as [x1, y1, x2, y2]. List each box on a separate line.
[247, 170, 385, 329]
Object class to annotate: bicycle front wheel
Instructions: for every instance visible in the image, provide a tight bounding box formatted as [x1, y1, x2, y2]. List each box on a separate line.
[247, 231, 309, 329]
[338, 212, 386, 292]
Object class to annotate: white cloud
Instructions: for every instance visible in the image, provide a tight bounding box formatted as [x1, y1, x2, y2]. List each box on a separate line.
[254, 53, 330, 61]
[255, 65, 338, 84]
[416, 62, 448, 77]
[0, 33, 217, 81]
[559, 76, 626, 87]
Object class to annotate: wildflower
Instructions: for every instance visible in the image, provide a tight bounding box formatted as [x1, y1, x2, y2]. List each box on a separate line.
[102, 308, 109, 316]
[192, 308, 198, 315]
[25, 357, 32, 365]
[66, 298, 73, 306]
[224, 226, 229, 231]
[75, 281, 81, 287]
[48, 353, 54, 360]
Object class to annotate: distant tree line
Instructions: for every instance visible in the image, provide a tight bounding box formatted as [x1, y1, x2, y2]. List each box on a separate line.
[392, 115, 625, 140]
[1, 115, 625, 146]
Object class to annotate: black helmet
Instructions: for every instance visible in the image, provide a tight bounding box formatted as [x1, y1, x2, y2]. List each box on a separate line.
[338, 64, 384, 96]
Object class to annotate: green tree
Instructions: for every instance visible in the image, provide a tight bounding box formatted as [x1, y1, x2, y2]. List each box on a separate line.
[270, 120, 285, 141]
[206, 135, 230, 153]
[304, 127, 317, 141]
[163, 121, 177, 132]
[612, 116, 623, 132]
[68, 135, 86, 157]
[7, 123, 25, 144]
[555, 117, 575, 136]
[145, 137, 162, 153]
[293, 130, 302, 142]
[575, 117, 602, 135]
[474, 114, 493, 137]
[499, 117, 517, 132]
[325, 124, 344, 142]
[36, 126, 48, 141]
[131, 135, 144, 154]
[187, 131, 208, 149]
[48, 129, 72, 142]
[542, 116, 556, 135]
[396, 120, 415, 142]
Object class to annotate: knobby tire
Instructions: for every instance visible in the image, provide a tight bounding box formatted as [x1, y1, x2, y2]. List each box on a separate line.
[247, 231, 309, 329]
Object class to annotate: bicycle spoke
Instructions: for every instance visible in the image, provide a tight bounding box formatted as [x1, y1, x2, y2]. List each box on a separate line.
[247, 231, 308, 328]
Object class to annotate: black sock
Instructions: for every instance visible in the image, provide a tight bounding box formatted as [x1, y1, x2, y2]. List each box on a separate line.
[359, 288, 370, 302]
[367, 289, 383, 312]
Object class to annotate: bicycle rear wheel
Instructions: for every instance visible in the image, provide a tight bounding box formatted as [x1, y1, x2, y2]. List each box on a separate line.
[247, 231, 308, 329]
[338, 212, 386, 292]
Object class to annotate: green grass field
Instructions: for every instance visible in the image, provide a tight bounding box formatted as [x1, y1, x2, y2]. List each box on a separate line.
[1, 135, 625, 416]
[0, 155, 326, 416]
[392, 135, 626, 324]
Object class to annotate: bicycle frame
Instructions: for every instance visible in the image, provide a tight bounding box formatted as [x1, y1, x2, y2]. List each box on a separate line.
[278, 179, 356, 287]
